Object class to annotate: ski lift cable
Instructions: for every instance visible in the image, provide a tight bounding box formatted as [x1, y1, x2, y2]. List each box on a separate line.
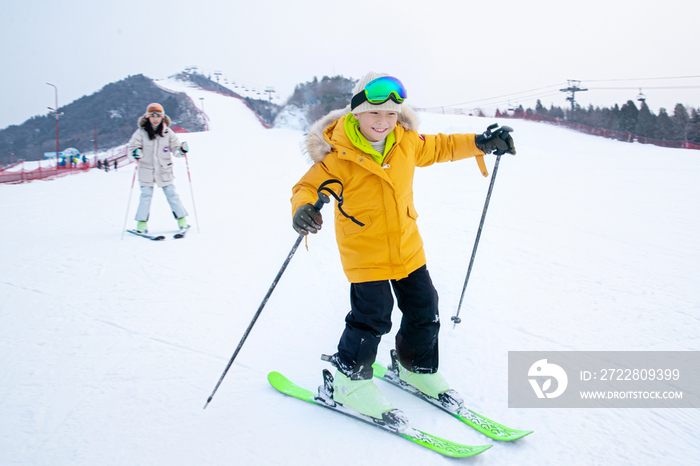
[467, 90, 564, 109]
[581, 75, 700, 83]
[439, 90, 564, 110]
[588, 85, 700, 90]
[441, 83, 566, 108]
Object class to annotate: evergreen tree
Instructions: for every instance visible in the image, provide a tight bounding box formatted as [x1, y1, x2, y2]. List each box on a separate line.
[618, 100, 639, 132]
[549, 105, 565, 119]
[688, 108, 700, 144]
[513, 105, 525, 118]
[535, 99, 548, 116]
[654, 108, 674, 140]
[286, 75, 356, 124]
[672, 103, 690, 141]
[634, 101, 656, 138]
[606, 104, 621, 132]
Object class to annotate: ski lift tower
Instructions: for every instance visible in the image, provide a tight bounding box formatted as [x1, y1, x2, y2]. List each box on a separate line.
[213, 71, 222, 83]
[560, 79, 588, 114]
[265, 87, 275, 102]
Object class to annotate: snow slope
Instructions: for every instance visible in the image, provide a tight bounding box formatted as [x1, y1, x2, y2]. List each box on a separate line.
[1, 81, 699, 466]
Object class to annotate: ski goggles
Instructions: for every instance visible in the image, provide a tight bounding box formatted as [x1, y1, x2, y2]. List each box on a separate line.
[146, 103, 164, 115]
[351, 76, 407, 110]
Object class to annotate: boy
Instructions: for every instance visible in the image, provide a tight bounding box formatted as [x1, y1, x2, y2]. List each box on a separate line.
[290, 72, 515, 419]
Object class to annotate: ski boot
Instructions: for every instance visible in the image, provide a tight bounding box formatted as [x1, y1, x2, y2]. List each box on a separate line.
[177, 216, 189, 231]
[319, 369, 409, 431]
[136, 221, 148, 234]
[332, 370, 394, 419]
[391, 349, 464, 411]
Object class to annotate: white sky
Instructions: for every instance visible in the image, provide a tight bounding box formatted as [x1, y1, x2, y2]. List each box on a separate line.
[2, 0, 700, 129]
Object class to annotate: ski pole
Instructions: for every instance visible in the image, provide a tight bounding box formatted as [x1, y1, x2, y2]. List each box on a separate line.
[120, 161, 139, 240]
[451, 124, 513, 328]
[184, 153, 200, 233]
[204, 180, 361, 409]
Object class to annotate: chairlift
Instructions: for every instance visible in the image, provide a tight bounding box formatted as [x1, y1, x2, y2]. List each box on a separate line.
[636, 88, 646, 103]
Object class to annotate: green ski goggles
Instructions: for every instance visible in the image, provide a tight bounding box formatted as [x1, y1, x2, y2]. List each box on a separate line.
[351, 76, 407, 110]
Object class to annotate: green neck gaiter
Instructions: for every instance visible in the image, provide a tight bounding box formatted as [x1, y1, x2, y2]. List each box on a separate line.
[344, 113, 396, 165]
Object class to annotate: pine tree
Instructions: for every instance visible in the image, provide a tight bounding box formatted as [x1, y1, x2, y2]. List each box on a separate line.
[688, 108, 700, 144]
[618, 100, 639, 133]
[535, 99, 548, 116]
[654, 108, 674, 140]
[549, 105, 565, 119]
[513, 105, 525, 118]
[672, 104, 690, 141]
[634, 102, 656, 138]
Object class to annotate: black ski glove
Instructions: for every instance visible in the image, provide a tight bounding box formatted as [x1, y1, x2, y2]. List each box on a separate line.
[475, 125, 516, 155]
[293, 204, 323, 235]
[132, 148, 142, 159]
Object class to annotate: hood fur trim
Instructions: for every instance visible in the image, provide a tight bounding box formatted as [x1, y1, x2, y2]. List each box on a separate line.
[304, 105, 420, 163]
[137, 114, 172, 127]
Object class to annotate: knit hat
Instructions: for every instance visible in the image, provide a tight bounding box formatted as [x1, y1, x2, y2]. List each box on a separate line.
[350, 72, 404, 114]
[146, 102, 165, 115]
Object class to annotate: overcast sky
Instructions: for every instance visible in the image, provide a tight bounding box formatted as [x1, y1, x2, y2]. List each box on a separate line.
[2, 0, 699, 129]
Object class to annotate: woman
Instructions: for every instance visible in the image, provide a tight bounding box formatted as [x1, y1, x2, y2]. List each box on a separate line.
[127, 102, 190, 233]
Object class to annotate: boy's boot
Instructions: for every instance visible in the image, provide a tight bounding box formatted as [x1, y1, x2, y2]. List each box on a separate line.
[177, 216, 189, 231]
[136, 221, 148, 233]
[397, 359, 450, 399]
[332, 371, 393, 419]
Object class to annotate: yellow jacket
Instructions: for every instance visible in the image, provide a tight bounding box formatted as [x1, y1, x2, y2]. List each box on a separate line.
[292, 106, 486, 283]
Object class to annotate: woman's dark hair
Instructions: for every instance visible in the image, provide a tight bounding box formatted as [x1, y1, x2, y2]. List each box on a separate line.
[144, 120, 164, 140]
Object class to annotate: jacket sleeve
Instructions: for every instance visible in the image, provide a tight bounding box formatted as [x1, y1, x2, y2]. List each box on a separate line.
[127, 129, 143, 162]
[291, 158, 342, 216]
[168, 129, 183, 158]
[413, 132, 484, 167]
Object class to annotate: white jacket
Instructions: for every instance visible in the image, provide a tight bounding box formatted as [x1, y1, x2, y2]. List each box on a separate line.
[127, 115, 185, 187]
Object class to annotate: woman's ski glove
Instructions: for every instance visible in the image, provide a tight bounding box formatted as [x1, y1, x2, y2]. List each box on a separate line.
[293, 203, 323, 235]
[475, 125, 516, 155]
[181, 141, 189, 153]
[132, 148, 142, 159]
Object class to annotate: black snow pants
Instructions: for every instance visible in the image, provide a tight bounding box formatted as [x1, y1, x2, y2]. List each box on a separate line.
[333, 265, 440, 380]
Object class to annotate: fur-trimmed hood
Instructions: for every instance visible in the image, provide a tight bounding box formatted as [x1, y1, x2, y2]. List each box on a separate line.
[305, 105, 420, 163]
[137, 114, 173, 128]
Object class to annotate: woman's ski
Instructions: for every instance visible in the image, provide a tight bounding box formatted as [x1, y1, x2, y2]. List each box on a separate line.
[126, 229, 166, 241]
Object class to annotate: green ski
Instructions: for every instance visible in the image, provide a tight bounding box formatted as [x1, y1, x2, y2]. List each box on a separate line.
[268, 370, 492, 458]
[372, 351, 533, 441]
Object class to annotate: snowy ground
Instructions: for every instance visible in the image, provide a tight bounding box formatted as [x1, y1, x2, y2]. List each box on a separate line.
[1, 81, 699, 466]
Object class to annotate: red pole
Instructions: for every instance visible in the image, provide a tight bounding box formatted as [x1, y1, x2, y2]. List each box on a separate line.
[94, 125, 98, 164]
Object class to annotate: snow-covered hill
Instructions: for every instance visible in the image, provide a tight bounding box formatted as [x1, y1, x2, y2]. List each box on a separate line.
[1, 83, 699, 466]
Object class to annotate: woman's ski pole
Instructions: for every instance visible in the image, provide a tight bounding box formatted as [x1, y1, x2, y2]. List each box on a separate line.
[184, 153, 200, 233]
[203, 180, 363, 409]
[120, 161, 139, 240]
[451, 125, 513, 328]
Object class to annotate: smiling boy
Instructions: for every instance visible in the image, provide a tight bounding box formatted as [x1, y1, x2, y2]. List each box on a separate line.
[290, 72, 515, 421]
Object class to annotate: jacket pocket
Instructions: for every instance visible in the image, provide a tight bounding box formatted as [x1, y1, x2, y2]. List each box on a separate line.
[407, 202, 419, 220]
[160, 169, 174, 182]
[341, 214, 371, 237]
[138, 167, 155, 184]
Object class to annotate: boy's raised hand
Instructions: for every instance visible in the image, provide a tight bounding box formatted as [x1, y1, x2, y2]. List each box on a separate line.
[293, 204, 323, 235]
[475, 125, 516, 155]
